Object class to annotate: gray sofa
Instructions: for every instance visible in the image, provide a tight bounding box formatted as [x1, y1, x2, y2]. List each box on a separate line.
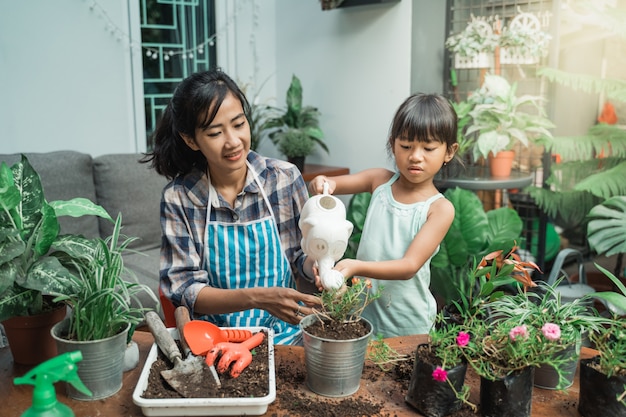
[0, 151, 168, 313]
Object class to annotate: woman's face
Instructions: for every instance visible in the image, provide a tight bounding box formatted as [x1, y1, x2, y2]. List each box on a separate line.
[181, 91, 251, 176]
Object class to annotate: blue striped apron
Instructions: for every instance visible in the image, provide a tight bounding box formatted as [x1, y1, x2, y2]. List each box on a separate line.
[202, 162, 300, 345]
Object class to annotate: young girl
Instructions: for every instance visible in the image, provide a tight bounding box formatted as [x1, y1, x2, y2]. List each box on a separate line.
[308, 93, 459, 337]
[141, 69, 320, 345]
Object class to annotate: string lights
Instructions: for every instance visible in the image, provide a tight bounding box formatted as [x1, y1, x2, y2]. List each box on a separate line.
[85, 0, 249, 61]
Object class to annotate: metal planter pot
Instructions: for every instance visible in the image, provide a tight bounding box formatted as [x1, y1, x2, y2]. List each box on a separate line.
[51, 319, 129, 400]
[300, 314, 373, 397]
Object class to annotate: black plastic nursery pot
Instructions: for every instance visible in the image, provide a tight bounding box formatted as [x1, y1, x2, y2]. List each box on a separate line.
[578, 357, 626, 417]
[405, 344, 468, 417]
[480, 366, 535, 417]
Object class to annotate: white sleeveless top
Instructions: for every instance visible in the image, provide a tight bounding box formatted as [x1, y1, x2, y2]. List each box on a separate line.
[359, 173, 442, 338]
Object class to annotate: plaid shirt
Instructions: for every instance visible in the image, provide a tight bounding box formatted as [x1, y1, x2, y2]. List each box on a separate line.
[159, 151, 309, 312]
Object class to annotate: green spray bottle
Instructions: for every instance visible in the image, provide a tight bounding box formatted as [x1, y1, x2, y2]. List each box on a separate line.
[14, 351, 92, 417]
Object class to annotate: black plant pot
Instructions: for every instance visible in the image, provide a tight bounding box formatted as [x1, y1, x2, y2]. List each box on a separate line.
[480, 366, 534, 417]
[578, 356, 626, 417]
[288, 156, 305, 173]
[405, 344, 468, 417]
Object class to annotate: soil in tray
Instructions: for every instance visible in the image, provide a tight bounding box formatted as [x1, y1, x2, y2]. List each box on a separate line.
[141, 330, 269, 399]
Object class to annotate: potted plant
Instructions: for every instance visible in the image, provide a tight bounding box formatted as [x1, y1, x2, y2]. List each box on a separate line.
[499, 12, 551, 65]
[464, 73, 554, 176]
[429, 187, 525, 307]
[0, 155, 112, 365]
[51, 214, 157, 400]
[445, 15, 498, 69]
[487, 280, 608, 390]
[460, 309, 572, 417]
[578, 265, 626, 417]
[299, 277, 381, 397]
[265, 74, 328, 171]
[405, 314, 476, 416]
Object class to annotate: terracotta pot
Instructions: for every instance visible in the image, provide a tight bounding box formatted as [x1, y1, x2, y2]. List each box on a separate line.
[1, 303, 67, 365]
[488, 150, 515, 177]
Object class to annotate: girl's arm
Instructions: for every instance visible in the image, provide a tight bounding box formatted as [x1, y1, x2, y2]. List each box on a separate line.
[333, 197, 455, 281]
[308, 168, 393, 196]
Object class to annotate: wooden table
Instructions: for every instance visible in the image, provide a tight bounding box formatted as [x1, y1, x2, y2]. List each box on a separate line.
[1, 331, 593, 417]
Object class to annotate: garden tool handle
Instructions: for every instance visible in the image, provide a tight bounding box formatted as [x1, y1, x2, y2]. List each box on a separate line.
[174, 306, 192, 358]
[241, 331, 266, 350]
[146, 311, 182, 364]
[222, 328, 253, 342]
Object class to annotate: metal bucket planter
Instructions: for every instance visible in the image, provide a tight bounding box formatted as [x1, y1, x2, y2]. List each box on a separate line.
[51, 318, 129, 400]
[300, 315, 373, 397]
[534, 342, 579, 389]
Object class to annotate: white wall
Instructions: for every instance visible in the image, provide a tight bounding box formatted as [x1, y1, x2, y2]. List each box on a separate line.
[0, 0, 144, 156]
[218, 0, 416, 174]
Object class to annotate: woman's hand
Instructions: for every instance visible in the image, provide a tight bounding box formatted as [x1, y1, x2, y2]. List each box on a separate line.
[258, 287, 321, 325]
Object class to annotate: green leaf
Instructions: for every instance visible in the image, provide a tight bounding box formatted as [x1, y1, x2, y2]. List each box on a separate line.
[50, 198, 112, 221]
[587, 196, 626, 257]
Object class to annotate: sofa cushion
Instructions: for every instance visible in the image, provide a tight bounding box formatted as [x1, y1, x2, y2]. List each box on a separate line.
[0, 151, 100, 238]
[93, 154, 167, 252]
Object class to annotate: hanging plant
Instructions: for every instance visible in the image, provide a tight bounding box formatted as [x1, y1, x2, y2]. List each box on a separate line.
[500, 12, 551, 64]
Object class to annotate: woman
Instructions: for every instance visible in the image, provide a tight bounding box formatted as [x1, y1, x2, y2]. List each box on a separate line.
[142, 68, 320, 345]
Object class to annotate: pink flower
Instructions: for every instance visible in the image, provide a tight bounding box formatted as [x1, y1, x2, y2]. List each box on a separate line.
[432, 366, 448, 382]
[456, 331, 470, 347]
[509, 325, 529, 341]
[541, 323, 561, 341]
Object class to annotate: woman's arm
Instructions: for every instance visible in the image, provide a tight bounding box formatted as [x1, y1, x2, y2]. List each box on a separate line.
[332, 197, 455, 281]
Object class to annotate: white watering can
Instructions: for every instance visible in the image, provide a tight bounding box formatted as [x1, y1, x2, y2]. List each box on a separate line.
[299, 183, 354, 290]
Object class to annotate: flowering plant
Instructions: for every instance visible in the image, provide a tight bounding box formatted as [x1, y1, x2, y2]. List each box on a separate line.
[488, 280, 608, 350]
[419, 315, 476, 412]
[317, 277, 382, 323]
[460, 311, 575, 384]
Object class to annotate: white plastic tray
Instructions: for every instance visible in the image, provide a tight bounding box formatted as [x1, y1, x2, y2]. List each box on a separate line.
[132, 326, 275, 416]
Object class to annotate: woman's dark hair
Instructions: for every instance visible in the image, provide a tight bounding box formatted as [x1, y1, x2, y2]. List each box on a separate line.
[141, 68, 251, 179]
[386, 93, 458, 156]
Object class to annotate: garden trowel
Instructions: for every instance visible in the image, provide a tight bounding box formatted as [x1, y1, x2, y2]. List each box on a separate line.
[145, 311, 206, 397]
[174, 306, 221, 387]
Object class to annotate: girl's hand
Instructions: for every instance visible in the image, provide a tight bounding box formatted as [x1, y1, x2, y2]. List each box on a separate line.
[308, 176, 336, 195]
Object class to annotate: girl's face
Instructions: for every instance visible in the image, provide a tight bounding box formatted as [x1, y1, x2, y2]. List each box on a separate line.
[393, 137, 456, 184]
[181, 92, 251, 175]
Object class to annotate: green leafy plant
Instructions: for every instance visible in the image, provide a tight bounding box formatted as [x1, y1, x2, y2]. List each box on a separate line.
[460, 311, 573, 382]
[317, 277, 382, 323]
[430, 187, 524, 306]
[265, 74, 328, 159]
[366, 334, 409, 371]
[52, 214, 157, 341]
[445, 15, 498, 58]
[465, 73, 554, 161]
[450, 247, 539, 321]
[343, 192, 371, 260]
[0, 155, 112, 322]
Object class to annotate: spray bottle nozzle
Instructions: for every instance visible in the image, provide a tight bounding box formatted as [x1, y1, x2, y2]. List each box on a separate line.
[14, 351, 92, 417]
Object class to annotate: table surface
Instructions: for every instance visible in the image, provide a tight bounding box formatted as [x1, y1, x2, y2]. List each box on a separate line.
[435, 165, 534, 191]
[1, 331, 593, 417]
